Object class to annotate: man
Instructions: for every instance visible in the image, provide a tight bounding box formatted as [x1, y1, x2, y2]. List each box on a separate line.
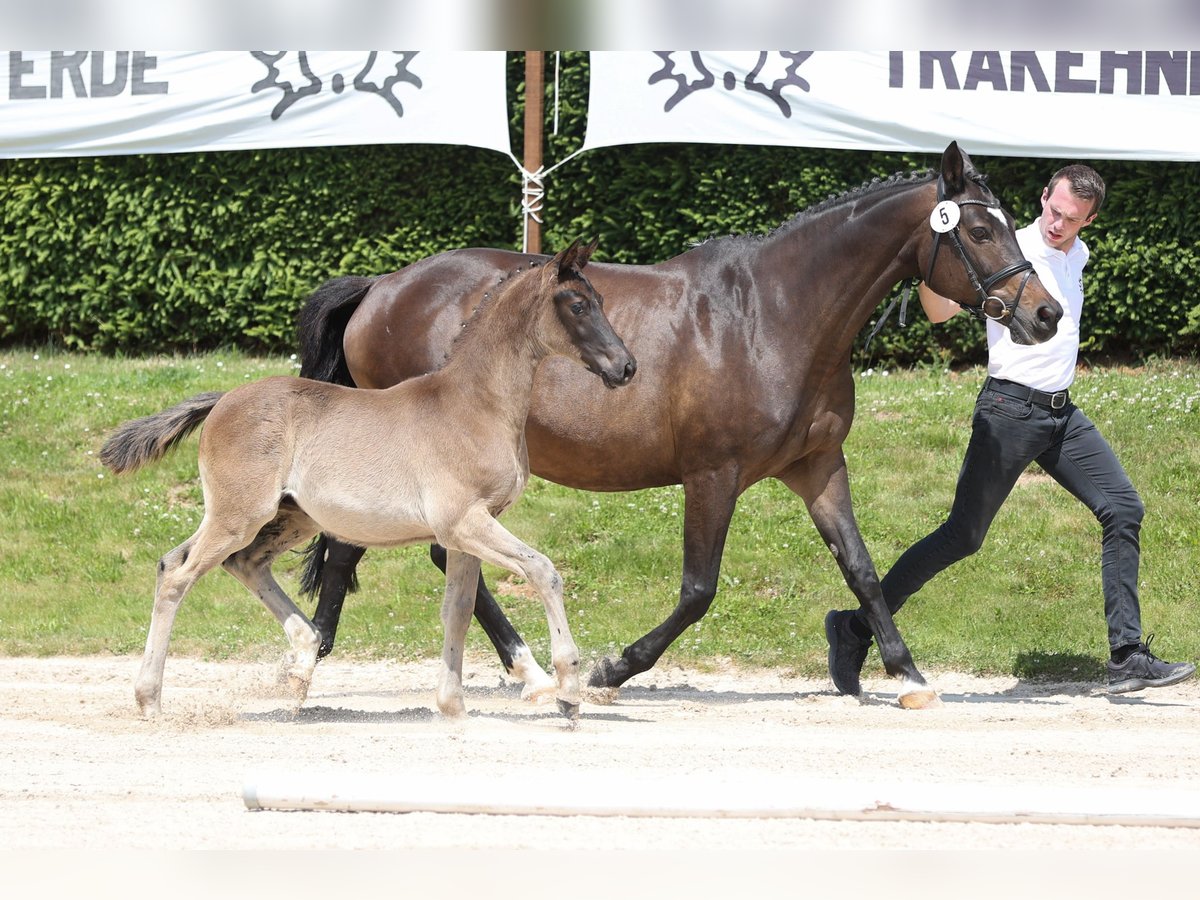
[825, 164, 1195, 697]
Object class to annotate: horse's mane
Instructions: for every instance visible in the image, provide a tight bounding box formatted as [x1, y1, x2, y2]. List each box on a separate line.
[690, 166, 990, 249]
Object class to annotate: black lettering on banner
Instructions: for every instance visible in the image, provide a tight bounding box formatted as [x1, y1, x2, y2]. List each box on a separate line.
[1009, 52, 1051, 92]
[7, 51, 167, 99]
[889, 50, 1199, 95]
[920, 52, 959, 89]
[9, 51, 43, 99]
[51, 52, 88, 97]
[1053, 52, 1095, 93]
[1100, 51, 1142, 94]
[963, 51, 1006, 90]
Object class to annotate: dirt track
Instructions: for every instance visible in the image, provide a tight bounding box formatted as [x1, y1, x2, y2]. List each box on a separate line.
[2, 654, 1198, 894]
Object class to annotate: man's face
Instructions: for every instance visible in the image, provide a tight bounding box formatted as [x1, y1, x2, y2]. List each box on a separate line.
[1038, 180, 1097, 251]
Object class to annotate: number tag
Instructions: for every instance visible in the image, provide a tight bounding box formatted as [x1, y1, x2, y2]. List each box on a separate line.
[930, 200, 961, 233]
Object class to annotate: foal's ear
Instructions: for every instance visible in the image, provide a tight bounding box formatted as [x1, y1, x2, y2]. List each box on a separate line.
[553, 238, 597, 277]
[940, 140, 969, 195]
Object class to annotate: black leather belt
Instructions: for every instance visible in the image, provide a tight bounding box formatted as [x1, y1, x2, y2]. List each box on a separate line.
[984, 376, 1070, 410]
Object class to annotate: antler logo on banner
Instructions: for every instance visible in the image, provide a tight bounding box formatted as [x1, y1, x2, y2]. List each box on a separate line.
[250, 51, 424, 120]
[649, 51, 814, 117]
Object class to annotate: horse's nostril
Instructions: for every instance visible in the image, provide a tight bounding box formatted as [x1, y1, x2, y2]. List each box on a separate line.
[1036, 304, 1058, 322]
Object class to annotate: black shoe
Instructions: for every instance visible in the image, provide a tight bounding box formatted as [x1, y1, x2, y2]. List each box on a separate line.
[1107, 636, 1196, 694]
[824, 609, 872, 696]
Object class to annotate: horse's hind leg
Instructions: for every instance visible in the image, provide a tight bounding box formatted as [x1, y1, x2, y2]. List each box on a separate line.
[780, 452, 939, 709]
[430, 543, 555, 700]
[435, 550, 482, 717]
[223, 506, 322, 708]
[310, 536, 366, 659]
[136, 518, 254, 716]
[442, 512, 581, 720]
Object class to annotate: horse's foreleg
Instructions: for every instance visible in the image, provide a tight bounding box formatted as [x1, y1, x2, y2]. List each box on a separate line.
[310, 537, 366, 659]
[436, 550, 481, 718]
[430, 543, 554, 700]
[224, 511, 322, 708]
[443, 514, 580, 721]
[588, 466, 740, 692]
[780, 455, 939, 709]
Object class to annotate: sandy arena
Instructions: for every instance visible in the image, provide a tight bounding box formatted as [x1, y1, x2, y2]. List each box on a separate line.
[2, 653, 1198, 895]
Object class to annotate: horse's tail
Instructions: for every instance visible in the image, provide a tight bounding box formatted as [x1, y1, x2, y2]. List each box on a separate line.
[295, 275, 373, 600]
[296, 275, 374, 385]
[99, 391, 225, 475]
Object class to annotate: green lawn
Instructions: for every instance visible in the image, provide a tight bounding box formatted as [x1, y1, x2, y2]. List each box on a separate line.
[2, 348, 1197, 682]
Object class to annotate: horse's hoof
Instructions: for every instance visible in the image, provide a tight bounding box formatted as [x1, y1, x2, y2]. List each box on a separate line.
[898, 687, 942, 710]
[587, 655, 626, 688]
[556, 698, 580, 721]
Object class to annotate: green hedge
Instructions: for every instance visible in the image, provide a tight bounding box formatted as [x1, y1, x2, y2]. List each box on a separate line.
[2, 52, 1198, 364]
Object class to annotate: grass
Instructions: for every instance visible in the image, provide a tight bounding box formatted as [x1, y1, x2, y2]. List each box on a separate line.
[2, 348, 1198, 682]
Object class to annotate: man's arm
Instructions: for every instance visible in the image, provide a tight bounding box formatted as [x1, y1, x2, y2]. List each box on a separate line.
[917, 282, 962, 323]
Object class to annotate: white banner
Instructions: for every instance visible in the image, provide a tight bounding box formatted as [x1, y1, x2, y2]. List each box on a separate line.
[584, 51, 1200, 161]
[1, 51, 512, 158]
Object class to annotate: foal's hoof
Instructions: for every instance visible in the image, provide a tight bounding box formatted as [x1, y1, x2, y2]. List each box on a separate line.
[556, 698, 581, 721]
[898, 685, 942, 710]
[285, 674, 311, 706]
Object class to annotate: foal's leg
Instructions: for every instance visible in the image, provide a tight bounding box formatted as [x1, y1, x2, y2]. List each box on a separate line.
[443, 511, 581, 720]
[435, 550, 482, 718]
[136, 516, 259, 716]
[780, 452, 939, 709]
[223, 507, 322, 707]
[429, 543, 555, 700]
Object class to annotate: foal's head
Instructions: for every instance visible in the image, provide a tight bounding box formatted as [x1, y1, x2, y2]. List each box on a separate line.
[538, 240, 637, 388]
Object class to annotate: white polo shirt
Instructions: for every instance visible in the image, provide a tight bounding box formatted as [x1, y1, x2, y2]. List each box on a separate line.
[985, 218, 1088, 392]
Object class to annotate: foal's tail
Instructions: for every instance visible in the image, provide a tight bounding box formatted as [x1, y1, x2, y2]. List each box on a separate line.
[296, 275, 375, 386]
[294, 275, 373, 599]
[99, 392, 224, 475]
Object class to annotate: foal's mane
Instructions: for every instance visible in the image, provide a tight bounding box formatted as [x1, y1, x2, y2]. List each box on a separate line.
[444, 259, 548, 361]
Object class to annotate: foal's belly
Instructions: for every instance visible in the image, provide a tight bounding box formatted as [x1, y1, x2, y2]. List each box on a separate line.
[297, 494, 436, 549]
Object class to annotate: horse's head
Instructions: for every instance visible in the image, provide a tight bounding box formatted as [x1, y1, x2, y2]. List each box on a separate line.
[920, 142, 1062, 345]
[543, 239, 637, 388]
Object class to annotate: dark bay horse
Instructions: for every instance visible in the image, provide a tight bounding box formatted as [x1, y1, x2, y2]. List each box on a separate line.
[296, 142, 1061, 708]
[101, 241, 634, 719]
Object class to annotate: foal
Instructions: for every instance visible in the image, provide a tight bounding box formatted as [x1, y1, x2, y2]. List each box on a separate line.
[100, 240, 635, 720]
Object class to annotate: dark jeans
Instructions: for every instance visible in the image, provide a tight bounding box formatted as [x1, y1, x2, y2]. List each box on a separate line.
[877, 378, 1145, 651]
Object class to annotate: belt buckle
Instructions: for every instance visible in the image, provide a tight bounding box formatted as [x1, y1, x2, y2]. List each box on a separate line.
[1050, 391, 1067, 410]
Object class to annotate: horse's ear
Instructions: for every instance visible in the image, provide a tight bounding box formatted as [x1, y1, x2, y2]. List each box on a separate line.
[940, 141, 967, 195]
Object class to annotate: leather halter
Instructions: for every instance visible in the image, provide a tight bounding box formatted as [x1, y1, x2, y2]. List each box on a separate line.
[925, 175, 1035, 323]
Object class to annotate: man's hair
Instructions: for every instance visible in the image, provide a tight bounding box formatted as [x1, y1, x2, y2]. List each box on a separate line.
[1046, 164, 1106, 217]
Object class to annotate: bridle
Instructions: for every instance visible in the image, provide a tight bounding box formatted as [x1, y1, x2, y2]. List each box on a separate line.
[863, 173, 1039, 353]
[925, 174, 1035, 323]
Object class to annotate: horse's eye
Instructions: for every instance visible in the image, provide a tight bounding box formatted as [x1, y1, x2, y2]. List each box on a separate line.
[969, 227, 991, 242]
[570, 301, 585, 315]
